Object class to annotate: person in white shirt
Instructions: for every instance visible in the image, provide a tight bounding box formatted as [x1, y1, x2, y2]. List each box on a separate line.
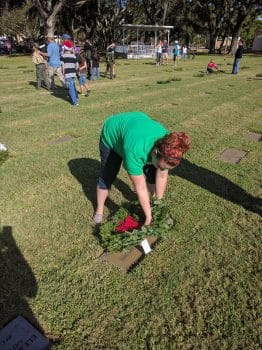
[182, 45, 187, 61]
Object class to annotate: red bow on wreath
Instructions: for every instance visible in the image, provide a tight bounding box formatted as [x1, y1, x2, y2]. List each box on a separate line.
[115, 215, 142, 233]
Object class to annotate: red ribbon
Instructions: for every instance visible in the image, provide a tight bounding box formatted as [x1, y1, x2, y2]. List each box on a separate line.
[115, 215, 142, 233]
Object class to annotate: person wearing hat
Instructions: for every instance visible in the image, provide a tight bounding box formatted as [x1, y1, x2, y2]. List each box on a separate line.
[61, 40, 79, 106]
[60, 34, 74, 55]
[62, 34, 71, 40]
[173, 40, 180, 66]
[32, 43, 50, 90]
[40, 36, 65, 89]
[93, 111, 190, 224]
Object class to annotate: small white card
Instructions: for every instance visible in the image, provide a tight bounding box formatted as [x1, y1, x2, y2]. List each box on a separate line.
[141, 239, 152, 254]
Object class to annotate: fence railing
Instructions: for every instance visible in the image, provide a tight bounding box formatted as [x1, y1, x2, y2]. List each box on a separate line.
[115, 44, 174, 59]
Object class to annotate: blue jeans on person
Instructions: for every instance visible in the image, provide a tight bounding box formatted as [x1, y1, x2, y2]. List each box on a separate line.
[66, 77, 78, 105]
[182, 53, 187, 61]
[232, 58, 241, 74]
[90, 67, 100, 80]
[97, 140, 122, 190]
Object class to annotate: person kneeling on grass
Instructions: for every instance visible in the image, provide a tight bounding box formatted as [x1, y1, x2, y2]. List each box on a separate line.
[94, 111, 190, 225]
[207, 59, 218, 73]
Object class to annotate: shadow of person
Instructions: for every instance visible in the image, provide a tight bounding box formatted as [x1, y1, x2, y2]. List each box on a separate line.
[68, 158, 136, 214]
[143, 62, 157, 65]
[28, 80, 37, 88]
[50, 86, 70, 102]
[0, 226, 42, 331]
[171, 159, 262, 215]
[28, 80, 50, 91]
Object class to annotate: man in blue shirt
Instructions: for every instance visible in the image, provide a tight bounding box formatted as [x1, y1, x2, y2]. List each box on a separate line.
[41, 36, 65, 89]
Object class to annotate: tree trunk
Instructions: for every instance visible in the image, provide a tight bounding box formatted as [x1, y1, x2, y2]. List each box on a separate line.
[208, 34, 216, 54]
[228, 25, 243, 55]
[218, 28, 229, 54]
[33, 0, 65, 37]
[228, 1, 256, 55]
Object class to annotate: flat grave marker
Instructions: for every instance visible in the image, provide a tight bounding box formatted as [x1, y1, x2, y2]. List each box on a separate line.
[48, 135, 74, 145]
[0, 316, 50, 350]
[244, 131, 262, 142]
[218, 148, 247, 164]
[99, 236, 158, 272]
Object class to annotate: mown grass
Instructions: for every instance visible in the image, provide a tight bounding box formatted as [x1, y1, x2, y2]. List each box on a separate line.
[0, 53, 261, 349]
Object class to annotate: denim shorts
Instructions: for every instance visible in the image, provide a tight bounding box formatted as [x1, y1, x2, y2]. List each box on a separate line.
[97, 140, 122, 189]
[79, 74, 86, 85]
[97, 140, 157, 189]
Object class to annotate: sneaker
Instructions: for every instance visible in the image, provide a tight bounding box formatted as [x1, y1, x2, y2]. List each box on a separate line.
[73, 102, 79, 107]
[85, 93, 89, 97]
[93, 213, 103, 224]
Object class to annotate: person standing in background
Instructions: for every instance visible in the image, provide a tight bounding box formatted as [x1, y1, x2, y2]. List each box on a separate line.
[32, 43, 50, 90]
[105, 42, 116, 79]
[90, 47, 100, 80]
[161, 40, 169, 65]
[61, 41, 79, 106]
[182, 45, 187, 61]
[156, 40, 163, 66]
[41, 36, 65, 89]
[77, 50, 91, 96]
[84, 39, 93, 78]
[232, 40, 244, 74]
[173, 40, 180, 66]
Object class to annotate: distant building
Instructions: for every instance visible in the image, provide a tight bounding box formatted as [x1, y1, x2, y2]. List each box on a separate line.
[252, 36, 262, 51]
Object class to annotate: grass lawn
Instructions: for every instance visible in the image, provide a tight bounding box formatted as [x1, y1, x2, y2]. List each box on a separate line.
[0, 53, 261, 349]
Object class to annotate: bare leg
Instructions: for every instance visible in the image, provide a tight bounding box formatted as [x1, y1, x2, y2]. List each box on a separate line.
[94, 187, 109, 223]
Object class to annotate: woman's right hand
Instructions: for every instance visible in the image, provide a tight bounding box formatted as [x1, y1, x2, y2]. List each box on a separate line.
[144, 216, 152, 226]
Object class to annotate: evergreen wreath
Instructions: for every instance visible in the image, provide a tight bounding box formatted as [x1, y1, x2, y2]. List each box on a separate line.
[98, 201, 174, 253]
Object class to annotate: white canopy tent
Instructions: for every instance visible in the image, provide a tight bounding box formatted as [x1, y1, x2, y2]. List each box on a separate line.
[122, 24, 174, 47]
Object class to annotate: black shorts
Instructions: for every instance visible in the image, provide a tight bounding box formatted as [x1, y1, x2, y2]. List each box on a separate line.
[143, 164, 157, 184]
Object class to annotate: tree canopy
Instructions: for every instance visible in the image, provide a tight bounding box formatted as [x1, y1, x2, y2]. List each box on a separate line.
[0, 0, 261, 53]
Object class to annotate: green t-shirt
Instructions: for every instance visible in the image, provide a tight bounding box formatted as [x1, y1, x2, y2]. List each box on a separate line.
[101, 111, 168, 175]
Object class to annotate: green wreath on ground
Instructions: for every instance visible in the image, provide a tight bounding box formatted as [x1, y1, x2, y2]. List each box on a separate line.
[97, 201, 174, 253]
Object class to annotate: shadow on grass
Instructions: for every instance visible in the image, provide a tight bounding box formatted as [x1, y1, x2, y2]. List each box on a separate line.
[172, 159, 262, 216]
[247, 77, 262, 81]
[49, 86, 70, 103]
[143, 62, 156, 65]
[28, 80, 50, 91]
[0, 226, 40, 330]
[99, 72, 112, 79]
[68, 158, 136, 214]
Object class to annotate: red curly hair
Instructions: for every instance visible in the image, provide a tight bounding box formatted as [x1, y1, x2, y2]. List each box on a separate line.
[155, 132, 190, 166]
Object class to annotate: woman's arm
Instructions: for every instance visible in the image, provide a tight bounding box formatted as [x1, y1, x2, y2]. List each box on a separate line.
[129, 174, 152, 225]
